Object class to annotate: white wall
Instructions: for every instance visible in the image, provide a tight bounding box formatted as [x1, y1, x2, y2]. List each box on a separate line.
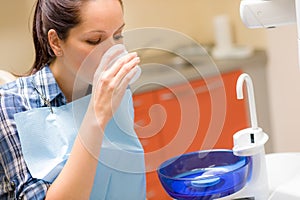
[0, 1, 35, 73]
[266, 25, 300, 152]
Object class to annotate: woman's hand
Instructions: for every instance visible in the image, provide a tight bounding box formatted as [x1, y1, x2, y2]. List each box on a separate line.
[90, 51, 140, 129]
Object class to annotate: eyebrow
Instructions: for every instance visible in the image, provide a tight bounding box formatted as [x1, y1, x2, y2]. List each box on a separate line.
[89, 23, 126, 34]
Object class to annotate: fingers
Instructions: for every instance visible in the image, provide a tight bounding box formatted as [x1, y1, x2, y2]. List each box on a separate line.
[93, 48, 125, 81]
[114, 55, 140, 84]
[117, 65, 139, 91]
[110, 52, 139, 75]
[99, 48, 125, 71]
[102, 52, 140, 87]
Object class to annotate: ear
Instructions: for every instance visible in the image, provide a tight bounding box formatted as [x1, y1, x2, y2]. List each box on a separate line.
[48, 29, 63, 57]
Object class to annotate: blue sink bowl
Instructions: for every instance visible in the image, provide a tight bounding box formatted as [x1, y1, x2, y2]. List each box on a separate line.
[157, 149, 252, 200]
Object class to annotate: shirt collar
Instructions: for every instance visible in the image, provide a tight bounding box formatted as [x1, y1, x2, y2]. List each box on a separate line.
[31, 65, 66, 105]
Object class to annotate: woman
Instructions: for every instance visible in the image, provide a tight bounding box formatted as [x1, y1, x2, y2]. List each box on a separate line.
[0, 0, 142, 199]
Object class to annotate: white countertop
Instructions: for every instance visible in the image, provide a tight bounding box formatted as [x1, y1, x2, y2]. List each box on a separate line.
[266, 152, 300, 199]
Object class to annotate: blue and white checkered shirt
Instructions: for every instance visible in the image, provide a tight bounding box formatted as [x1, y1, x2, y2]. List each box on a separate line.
[0, 66, 66, 199]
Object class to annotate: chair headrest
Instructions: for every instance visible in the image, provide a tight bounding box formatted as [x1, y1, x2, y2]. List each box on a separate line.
[0, 70, 16, 85]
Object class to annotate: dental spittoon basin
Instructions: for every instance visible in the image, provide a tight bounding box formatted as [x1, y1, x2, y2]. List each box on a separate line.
[157, 150, 252, 200]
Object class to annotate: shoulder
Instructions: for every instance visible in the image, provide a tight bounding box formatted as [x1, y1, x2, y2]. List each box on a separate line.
[0, 75, 39, 118]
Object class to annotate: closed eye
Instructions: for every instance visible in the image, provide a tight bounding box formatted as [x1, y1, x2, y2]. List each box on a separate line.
[87, 38, 102, 45]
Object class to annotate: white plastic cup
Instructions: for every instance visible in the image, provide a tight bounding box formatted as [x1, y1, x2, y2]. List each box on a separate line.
[101, 44, 142, 85]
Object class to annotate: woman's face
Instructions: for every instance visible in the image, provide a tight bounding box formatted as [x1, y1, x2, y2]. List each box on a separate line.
[58, 0, 124, 84]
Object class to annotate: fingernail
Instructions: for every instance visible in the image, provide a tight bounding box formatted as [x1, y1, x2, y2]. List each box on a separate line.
[130, 52, 138, 56]
[133, 57, 140, 62]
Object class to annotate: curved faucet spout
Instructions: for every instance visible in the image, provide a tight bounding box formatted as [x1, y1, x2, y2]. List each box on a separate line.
[236, 73, 258, 129]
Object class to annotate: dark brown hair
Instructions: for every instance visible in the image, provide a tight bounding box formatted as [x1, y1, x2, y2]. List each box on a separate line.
[31, 0, 123, 74]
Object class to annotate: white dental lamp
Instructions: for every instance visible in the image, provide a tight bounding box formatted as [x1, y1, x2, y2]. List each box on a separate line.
[240, 0, 300, 65]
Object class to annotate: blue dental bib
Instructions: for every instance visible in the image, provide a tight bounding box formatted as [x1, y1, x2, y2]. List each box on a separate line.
[14, 89, 146, 200]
